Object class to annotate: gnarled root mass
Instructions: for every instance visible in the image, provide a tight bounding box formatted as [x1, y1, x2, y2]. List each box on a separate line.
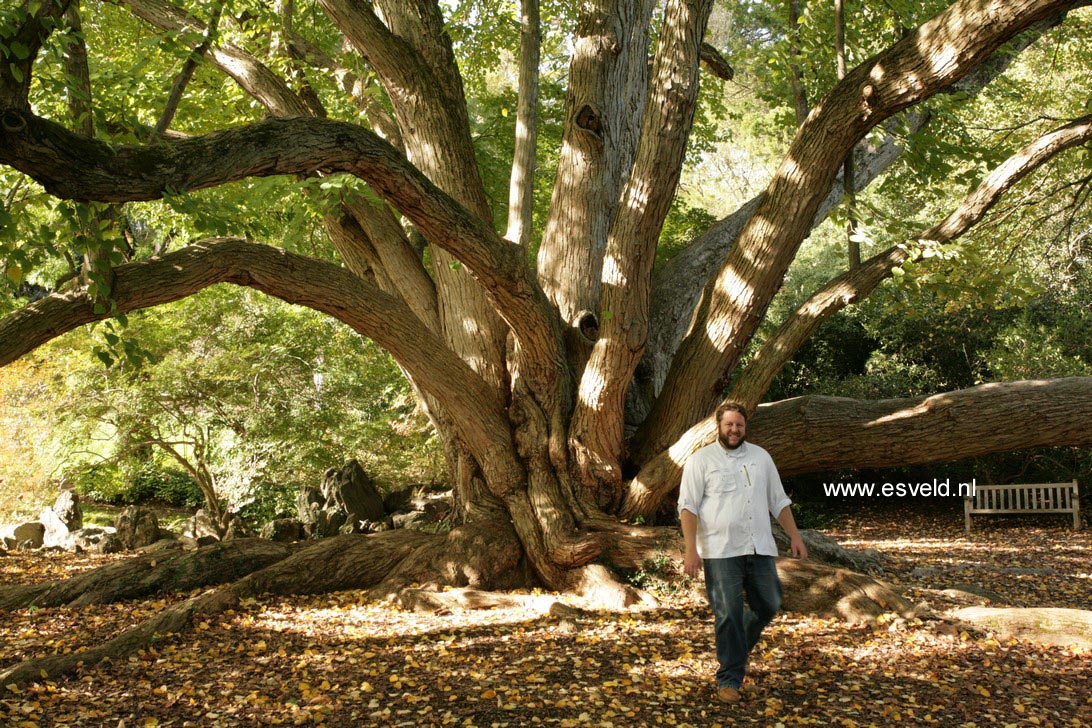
[0, 523, 526, 690]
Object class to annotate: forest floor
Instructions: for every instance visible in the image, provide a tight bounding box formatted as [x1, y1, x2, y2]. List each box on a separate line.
[1, 499, 1089, 727]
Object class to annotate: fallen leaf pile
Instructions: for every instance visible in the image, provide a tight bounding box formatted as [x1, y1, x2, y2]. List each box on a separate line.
[2, 500, 1089, 726]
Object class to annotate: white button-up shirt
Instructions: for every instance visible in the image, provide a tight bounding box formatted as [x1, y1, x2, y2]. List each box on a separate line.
[677, 440, 791, 559]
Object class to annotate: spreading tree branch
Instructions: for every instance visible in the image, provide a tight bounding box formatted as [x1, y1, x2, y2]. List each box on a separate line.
[622, 110, 1092, 519]
[317, 0, 515, 403]
[340, 195, 441, 333]
[0, 112, 563, 381]
[636, 0, 1087, 462]
[0, 0, 71, 107]
[699, 42, 734, 81]
[61, 1, 93, 137]
[120, 0, 313, 117]
[639, 14, 1069, 425]
[153, 1, 224, 135]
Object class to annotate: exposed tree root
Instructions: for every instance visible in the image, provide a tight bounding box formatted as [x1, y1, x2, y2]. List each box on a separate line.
[777, 559, 916, 624]
[396, 587, 553, 613]
[594, 521, 914, 622]
[0, 538, 294, 610]
[948, 607, 1092, 651]
[0, 526, 519, 691]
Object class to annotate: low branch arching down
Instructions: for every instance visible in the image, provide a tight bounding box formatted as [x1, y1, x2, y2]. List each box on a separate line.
[0, 111, 567, 404]
[754, 378, 1092, 476]
[0, 238, 523, 490]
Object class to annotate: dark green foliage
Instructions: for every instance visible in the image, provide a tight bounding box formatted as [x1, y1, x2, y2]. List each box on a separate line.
[69, 461, 202, 508]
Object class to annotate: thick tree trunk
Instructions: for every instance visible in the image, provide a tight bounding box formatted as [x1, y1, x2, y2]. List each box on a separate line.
[536, 0, 655, 340]
[569, 0, 715, 506]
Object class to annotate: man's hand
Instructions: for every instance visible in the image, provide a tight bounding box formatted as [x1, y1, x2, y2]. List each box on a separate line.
[684, 549, 703, 578]
[776, 506, 808, 560]
[680, 509, 702, 578]
[790, 536, 808, 560]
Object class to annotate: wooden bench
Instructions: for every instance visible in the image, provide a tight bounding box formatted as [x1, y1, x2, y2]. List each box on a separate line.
[964, 480, 1081, 533]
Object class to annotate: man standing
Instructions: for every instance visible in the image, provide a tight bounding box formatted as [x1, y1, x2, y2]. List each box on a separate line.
[679, 402, 808, 704]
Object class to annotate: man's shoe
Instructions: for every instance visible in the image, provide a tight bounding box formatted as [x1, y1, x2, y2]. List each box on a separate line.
[717, 686, 741, 704]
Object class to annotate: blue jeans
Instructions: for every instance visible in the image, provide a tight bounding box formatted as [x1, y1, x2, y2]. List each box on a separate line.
[703, 554, 782, 689]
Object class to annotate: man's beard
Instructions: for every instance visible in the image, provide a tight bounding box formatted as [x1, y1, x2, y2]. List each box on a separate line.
[718, 434, 745, 450]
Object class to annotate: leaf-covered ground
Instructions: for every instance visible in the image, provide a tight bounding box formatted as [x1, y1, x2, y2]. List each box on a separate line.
[2, 500, 1089, 727]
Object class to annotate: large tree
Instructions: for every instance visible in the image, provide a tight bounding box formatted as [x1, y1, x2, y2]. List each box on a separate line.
[2, 0, 1092, 686]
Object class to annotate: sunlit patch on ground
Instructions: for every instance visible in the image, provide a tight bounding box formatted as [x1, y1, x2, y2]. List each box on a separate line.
[2, 500, 1089, 726]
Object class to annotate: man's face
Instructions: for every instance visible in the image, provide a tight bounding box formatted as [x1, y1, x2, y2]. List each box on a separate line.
[717, 410, 747, 450]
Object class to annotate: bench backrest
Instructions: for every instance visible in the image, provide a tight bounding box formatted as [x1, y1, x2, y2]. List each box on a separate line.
[966, 481, 1079, 514]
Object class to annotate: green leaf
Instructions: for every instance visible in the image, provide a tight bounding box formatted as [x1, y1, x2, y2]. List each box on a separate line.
[4, 263, 22, 285]
[95, 350, 114, 367]
[9, 40, 29, 60]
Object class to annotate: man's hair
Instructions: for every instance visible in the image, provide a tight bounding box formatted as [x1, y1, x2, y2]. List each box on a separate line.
[714, 402, 748, 423]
